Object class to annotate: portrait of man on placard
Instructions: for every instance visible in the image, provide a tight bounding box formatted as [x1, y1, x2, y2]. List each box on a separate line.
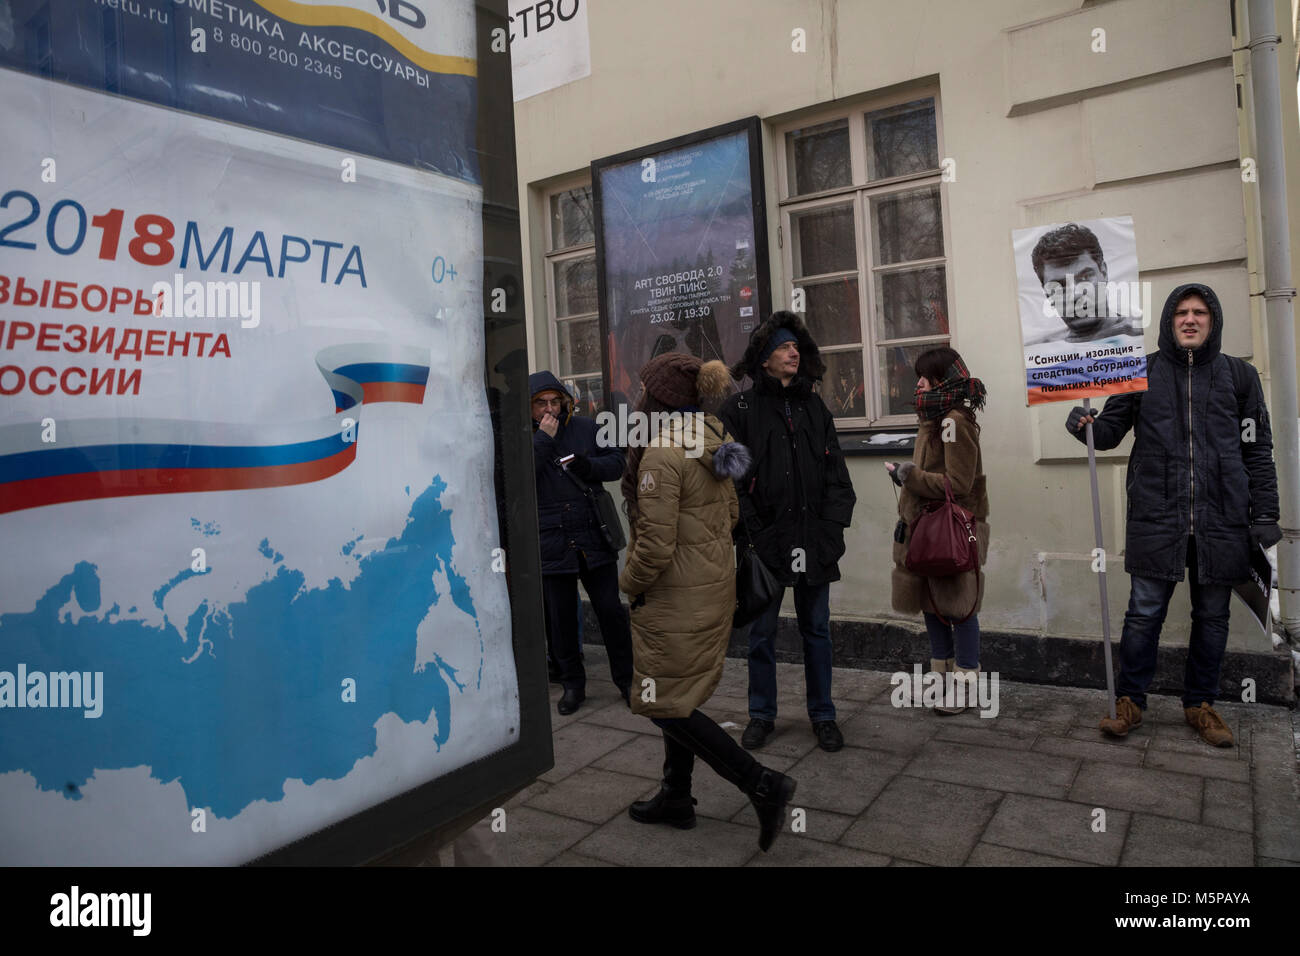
[1020, 221, 1144, 346]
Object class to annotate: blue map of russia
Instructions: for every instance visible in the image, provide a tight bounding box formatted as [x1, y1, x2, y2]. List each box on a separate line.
[0, 477, 477, 819]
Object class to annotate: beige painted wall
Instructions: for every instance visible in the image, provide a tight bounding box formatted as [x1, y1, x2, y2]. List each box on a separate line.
[513, 0, 1289, 650]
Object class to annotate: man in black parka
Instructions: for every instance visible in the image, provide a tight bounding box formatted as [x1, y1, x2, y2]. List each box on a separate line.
[531, 371, 634, 715]
[720, 312, 857, 753]
[1066, 284, 1280, 747]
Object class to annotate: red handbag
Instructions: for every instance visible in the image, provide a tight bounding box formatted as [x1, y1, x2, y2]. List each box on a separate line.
[905, 476, 978, 577]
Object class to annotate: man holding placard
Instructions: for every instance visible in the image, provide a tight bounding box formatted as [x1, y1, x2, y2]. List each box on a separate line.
[1066, 284, 1280, 747]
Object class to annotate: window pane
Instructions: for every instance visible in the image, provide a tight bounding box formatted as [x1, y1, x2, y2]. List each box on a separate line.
[878, 342, 944, 417]
[820, 350, 867, 419]
[866, 98, 938, 181]
[553, 256, 597, 317]
[791, 203, 856, 277]
[556, 317, 601, 377]
[550, 186, 595, 249]
[870, 186, 943, 265]
[875, 265, 949, 340]
[564, 374, 604, 418]
[799, 277, 861, 347]
[787, 119, 851, 195]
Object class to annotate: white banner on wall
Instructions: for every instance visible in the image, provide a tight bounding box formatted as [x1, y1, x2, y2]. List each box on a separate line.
[509, 0, 591, 101]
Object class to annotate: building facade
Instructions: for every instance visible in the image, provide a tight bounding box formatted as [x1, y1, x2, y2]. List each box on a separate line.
[510, 0, 1300, 654]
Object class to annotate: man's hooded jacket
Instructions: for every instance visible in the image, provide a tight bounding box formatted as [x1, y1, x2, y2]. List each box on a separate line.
[530, 371, 626, 574]
[1077, 284, 1278, 586]
[719, 312, 857, 587]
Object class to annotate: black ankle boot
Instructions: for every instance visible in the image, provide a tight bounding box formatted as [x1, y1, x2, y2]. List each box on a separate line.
[628, 786, 697, 829]
[748, 768, 797, 852]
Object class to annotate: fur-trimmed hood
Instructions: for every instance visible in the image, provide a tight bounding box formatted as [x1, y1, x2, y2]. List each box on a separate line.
[729, 310, 825, 383]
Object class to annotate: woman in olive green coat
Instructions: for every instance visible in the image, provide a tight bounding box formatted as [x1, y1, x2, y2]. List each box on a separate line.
[618, 352, 796, 852]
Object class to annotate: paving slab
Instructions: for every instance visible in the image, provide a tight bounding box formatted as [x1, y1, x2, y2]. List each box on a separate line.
[933, 723, 1038, 752]
[966, 843, 1098, 866]
[729, 805, 858, 844]
[504, 779, 550, 810]
[1068, 761, 1202, 823]
[544, 851, 617, 867]
[1143, 748, 1250, 782]
[591, 734, 672, 780]
[1120, 813, 1254, 866]
[572, 811, 760, 867]
[979, 793, 1129, 865]
[578, 699, 660, 735]
[783, 745, 908, 815]
[1202, 778, 1253, 833]
[840, 708, 941, 755]
[903, 740, 1078, 798]
[525, 767, 665, 825]
[745, 836, 890, 867]
[839, 775, 1002, 866]
[1146, 730, 1250, 761]
[493, 806, 595, 866]
[540, 723, 636, 784]
[1031, 733, 1146, 767]
[1249, 716, 1300, 862]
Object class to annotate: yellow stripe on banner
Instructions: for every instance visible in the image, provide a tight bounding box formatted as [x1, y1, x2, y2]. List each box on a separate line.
[254, 0, 477, 76]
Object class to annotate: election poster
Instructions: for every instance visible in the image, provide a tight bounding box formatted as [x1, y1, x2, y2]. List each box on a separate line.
[593, 118, 770, 406]
[1012, 216, 1149, 406]
[0, 0, 527, 864]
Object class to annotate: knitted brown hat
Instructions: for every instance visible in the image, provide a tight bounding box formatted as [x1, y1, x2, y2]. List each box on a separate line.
[640, 353, 732, 408]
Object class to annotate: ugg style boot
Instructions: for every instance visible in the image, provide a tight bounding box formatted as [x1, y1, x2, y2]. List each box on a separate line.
[1098, 695, 1143, 737]
[629, 785, 698, 829]
[747, 768, 797, 852]
[932, 658, 962, 715]
[1184, 702, 1234, 748]
[940, 662, 978, 716]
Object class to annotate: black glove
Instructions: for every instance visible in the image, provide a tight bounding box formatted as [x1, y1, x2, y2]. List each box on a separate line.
[887, 462, 904, 487]
[568, 453, 595, 481]
[1066, 406, 1091, 434]
[1250, 522, 1283, 549]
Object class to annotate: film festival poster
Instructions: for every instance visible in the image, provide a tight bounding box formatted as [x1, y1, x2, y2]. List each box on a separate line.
[593, 118, 769, 412]
[1012, 216, 1148, 407]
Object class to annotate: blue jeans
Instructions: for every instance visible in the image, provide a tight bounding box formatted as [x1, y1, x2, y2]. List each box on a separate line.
[746, 579, 835, 722]
[923, 612, 980, 669]
[1116, 537, 1231, 710]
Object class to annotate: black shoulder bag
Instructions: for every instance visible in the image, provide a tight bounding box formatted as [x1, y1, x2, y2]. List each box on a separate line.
[730, 392, 780, 627]
[560, 462, 627, 553]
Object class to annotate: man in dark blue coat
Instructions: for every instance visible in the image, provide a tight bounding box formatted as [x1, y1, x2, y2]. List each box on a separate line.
[531, 371, 634, 714]
[1066, 284, 1280, 747]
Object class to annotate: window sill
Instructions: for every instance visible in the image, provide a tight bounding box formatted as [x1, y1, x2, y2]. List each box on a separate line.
[836, 428, 917, 456]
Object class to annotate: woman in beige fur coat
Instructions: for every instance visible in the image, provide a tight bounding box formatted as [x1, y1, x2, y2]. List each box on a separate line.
[886, 347, 989, 714]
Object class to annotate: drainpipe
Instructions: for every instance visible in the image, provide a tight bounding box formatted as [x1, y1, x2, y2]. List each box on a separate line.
[1247, 0, 1300, 641]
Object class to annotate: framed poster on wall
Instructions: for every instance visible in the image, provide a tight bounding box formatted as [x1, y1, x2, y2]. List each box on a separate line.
[592, 117, 771, 408]
[0, 0, 550, 865]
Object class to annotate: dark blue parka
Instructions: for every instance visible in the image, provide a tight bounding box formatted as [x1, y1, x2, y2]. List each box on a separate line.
[531, 372, 626, 574]
[1077, 284, 1279, 586]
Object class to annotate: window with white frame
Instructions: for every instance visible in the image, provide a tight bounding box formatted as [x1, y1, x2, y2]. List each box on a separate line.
[776, 93, 952, 427]
[544, 182, 603, 416]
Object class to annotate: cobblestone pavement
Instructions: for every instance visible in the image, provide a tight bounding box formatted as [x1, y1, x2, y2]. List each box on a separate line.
[453, 647, 1300, 867]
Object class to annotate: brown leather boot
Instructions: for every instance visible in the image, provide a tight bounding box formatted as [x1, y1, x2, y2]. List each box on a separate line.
[1184, 702, 1234, 748]
[1099, 696, 1143, 737]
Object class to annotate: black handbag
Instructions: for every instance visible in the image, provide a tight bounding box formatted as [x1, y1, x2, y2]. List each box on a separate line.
[734, 512, 779, 628]
[560, 462, 627, 553]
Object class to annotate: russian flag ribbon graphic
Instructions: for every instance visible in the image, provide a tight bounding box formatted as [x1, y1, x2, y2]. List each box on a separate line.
[0, 344, 429, 515]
